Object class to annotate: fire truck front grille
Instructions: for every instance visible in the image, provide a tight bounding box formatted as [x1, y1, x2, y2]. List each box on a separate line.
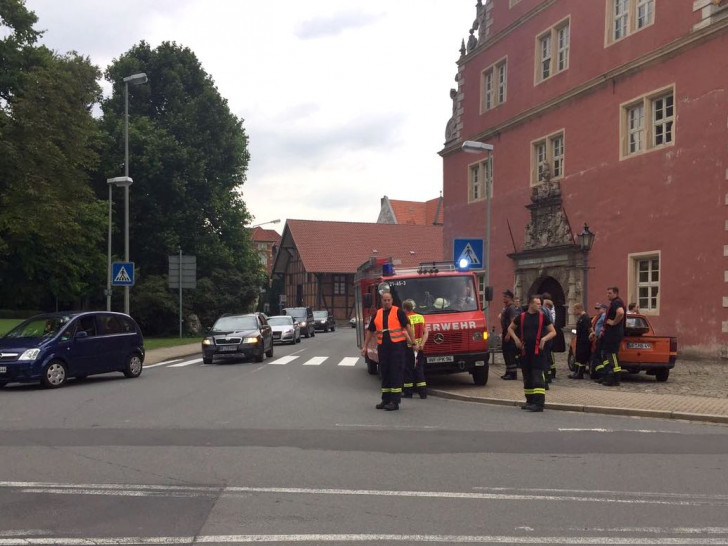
[429, 331, 469, 353]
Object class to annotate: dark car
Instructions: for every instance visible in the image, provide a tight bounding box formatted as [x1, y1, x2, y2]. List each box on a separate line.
[313, 310, 336, 332]
[284, 307, 315, 338]
[0, 311, 145, 389]
[201, 313, 273, 364]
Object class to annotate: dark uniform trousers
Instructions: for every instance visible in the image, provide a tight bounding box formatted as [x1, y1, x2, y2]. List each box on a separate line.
[378, 342, 406, 404]
[521, 353, 547, 407]
[502, 338, 519, 375]
[403, 348, 427, 395]
[597, 332, 623, 380]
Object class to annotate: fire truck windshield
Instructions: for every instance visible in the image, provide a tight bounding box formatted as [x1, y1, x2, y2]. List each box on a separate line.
[387, 275, 479, 315]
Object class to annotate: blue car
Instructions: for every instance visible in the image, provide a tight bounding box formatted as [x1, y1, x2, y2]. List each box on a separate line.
[0, 311, 145, 389]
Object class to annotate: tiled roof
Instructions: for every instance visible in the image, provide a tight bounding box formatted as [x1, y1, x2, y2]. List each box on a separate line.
[250, 226, 281, 243]
[281, 220, 444, 273]
[389, 197, 443, 225]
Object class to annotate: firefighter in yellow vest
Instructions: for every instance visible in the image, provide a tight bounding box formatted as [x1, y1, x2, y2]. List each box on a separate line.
[402, 299, 429, 399]
[361, 291, 415, 411]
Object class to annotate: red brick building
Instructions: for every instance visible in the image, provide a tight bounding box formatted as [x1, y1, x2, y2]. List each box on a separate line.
[441, 0, 728, 356]
[250, 227, 281, 277]
[271, 220, 443, 321]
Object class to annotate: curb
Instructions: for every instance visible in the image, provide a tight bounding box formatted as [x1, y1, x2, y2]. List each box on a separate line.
[428, 389, 728, 425]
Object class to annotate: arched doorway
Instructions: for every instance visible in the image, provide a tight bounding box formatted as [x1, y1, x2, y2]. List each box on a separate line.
[529, 276, 566, 352]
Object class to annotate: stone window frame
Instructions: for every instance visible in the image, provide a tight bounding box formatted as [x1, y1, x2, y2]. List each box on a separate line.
[619, 85, 675, 160]
[468, 156, 493, 204]
[628, 250, 661, 315]
[480, 56, 508, 113]
[535, 17, 571, 85]
[530, 130, 565, 186]
[605, 0, 655, 46]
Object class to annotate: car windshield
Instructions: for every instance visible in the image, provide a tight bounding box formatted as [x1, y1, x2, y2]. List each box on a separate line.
[212, 316, 257, 332]
[286, 309, 306, 319]
[313, 311, 328, 319]
[4, 315, 74, 339]
[386, 275, 479, 315]
[268, 316, 293, 326]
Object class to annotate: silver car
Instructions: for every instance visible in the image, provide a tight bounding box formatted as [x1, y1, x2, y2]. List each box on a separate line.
[268, 315, 301, 345]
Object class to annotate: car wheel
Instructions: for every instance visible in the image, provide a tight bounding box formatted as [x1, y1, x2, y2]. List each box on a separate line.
[41, 359, 68, 389]
[331, 325, 335, 331]
[655, 368, 670, 382]
[266, 342, 274, 358]
[296, 335, 301, 343]
[255, 348, 265, 363]
[567, 348, 576, 372]
[203, 356, 213, 364]
[122, 353, 143, 378]
[472, 366, 489, 386]
[311, 329, 315, 337]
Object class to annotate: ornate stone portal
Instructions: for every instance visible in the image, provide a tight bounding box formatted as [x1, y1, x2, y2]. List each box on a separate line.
[508, 173, 588, 327]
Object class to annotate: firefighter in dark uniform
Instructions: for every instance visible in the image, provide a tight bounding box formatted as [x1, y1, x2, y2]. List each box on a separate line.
[402, 299, 428, 399]
[507, 294, 557, 412]
[361, 291, 415, 411]
[596, 286, 626, 387]
[568, 303, 591, 379]
[500, 289, 520, 380]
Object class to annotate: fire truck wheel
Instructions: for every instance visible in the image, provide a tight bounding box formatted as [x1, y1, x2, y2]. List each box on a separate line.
[472, 366, 488, 386]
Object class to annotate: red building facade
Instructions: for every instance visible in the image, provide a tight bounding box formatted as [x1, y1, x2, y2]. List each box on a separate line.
[441, 0, 728, 356]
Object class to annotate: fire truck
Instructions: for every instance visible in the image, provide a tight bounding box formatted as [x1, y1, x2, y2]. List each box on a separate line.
[354, 257, 490, 385]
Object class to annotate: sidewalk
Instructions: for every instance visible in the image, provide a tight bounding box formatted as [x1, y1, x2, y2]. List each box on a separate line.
[143, 344, 728, 425]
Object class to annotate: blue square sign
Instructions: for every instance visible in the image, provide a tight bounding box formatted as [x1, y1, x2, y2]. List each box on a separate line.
[453, 239, 484, 270]
[111, 262, 135, 286]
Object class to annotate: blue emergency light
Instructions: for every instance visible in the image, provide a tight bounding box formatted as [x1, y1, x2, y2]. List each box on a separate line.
[382, 262, 394, 276]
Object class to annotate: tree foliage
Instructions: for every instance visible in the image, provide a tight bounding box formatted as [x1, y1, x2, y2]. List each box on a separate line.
[97, 42, 263, 333]
[0, 1, 106, 309]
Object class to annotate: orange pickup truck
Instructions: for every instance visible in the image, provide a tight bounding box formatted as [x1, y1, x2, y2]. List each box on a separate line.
[568, 314, 677, 381]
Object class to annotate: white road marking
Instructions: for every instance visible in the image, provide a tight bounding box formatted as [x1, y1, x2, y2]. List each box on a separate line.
[144, 359, 182, 368]
[168, 358, 202, 367]
[2, 534, 728, 544]
[338, 357, 359, 366]
[268, 356, 298, 365]
[557, 428, 681, 434]
[303, 357, 327, 366]
[2, 481, 727, 507]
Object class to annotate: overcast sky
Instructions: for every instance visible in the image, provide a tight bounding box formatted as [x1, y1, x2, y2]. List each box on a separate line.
[25, 0, 476, 233]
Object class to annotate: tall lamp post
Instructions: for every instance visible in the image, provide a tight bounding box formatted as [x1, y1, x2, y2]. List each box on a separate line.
[249, 219, 281, 229]
[462, 140, 494, 324]
[577, 223, 596, 309]
[121, 72, 148, 315]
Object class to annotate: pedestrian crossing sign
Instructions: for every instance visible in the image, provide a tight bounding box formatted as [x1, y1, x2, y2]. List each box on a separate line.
[453, 238, 484, 270]
[111, 262, 135, 286]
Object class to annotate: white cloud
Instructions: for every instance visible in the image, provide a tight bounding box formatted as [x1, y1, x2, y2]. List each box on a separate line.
[25, 0, 476, 231]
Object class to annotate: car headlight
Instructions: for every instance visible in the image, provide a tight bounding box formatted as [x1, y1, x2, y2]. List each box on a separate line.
[300, 321, 307, 327]
[19, 349, 41, 361]
[244, 337, 259, 344]
[202, 337, 214, 346]
[285, 329, 293, 334]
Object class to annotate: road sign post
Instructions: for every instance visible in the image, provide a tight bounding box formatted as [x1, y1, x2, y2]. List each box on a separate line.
[111, 262, 135, 287]
[169, 252, 197, 337]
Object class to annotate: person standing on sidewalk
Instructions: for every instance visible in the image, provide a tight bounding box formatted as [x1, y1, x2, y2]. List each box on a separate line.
[500, 289, 520, 380]
[568, 303, 591, 379]
[401, 299, 428, 399]
[507, 294, 557, 412]
[362, 291, 415, 411]
[596, 286, 626, 387]
[541, 292, 557, 384]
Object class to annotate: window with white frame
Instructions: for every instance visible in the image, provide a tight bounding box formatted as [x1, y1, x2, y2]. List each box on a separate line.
[536, 19, 569, 83]
[609, 0, 654, 43]
[622, 89, 674, 157]
[481, 59, 507, 112]
[468, 157, 492, 203]
[334, 275, 346, 296]
[532, 132, 565, 184]
[629, 253, 660, 313]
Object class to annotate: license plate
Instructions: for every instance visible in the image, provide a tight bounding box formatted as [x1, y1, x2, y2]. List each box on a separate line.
[219, 345, 238, 352]
[0, 366, 6, 373]
[427, 355, 454, 364]
[627, 342, 652, 349]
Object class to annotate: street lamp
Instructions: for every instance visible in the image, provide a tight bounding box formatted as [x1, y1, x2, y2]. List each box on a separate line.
[249, 219, 281, 228]
[462, 140, 494, 324]
[121, 72, 147, 314]
[106, 176, 133, 311]
[577, 223, 596, 309]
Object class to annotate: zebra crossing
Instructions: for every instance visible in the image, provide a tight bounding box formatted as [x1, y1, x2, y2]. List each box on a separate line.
[146, 355, 363, 369]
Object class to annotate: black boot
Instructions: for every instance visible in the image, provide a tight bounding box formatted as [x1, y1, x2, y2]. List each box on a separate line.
[568, 367, 585, 379]
[501, 372, 517, 380]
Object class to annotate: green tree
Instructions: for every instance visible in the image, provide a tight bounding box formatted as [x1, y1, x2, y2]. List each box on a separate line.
[0, 1, 105, 309]
[97, 41, 262, 333]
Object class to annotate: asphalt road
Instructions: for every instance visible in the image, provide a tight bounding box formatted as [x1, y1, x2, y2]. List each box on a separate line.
[2, 327, 728, 544]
